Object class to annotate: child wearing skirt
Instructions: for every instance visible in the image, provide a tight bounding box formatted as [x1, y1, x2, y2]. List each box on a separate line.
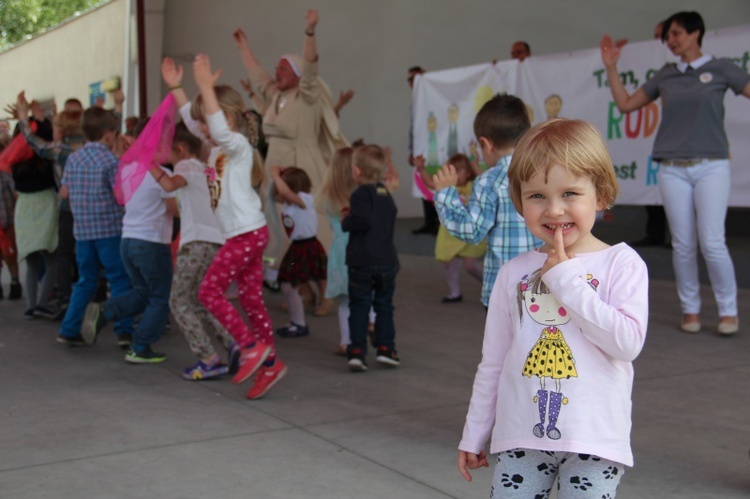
[270, 165, 329, 338]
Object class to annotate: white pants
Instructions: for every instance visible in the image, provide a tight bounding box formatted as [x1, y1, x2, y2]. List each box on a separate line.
[658, 160, 737, 316]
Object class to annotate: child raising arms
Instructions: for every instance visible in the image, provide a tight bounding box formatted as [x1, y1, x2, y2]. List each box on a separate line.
[270, 165, 329, 338]
[416, 153, 485, 303]
[163, 54, 285, 399]
[458, 119, 648, 497]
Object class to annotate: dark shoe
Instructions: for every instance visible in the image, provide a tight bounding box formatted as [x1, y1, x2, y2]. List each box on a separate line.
[33, 306, 59, 320]
[81, 303, 108, 345]
[441, 295, 463, 303]
[116, 333, 132, 349]
[347, 348, 368, 372]
[9, 282, 22, 300]
[23, 308, 35, 320]
[125, 346, 167, 364]
[57, 334, 86, 347]
[375, 346, 400, 367]
[49, 300, 68, 321]
[276, 323, 310, 338]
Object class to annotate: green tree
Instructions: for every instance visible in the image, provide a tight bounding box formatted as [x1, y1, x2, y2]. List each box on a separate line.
[0, 0, 106, 50]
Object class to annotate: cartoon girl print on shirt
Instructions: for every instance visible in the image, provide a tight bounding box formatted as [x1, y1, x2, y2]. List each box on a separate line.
[517, 269, 600, 440]
[518, 268, 576, 441]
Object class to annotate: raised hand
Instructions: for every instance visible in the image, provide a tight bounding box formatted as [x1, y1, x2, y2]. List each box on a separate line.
[15, 91, 28, 120]
[193, 54, 222, 89]
[305, 9, 319, 31]
[541, 225, 571, 275]
[232, 28, 249, 48]
[30, 99, 45, 121]
[600, 35, 622, 68]
[432, 163, 458, 191]
[112, 89, 125, 106]
[162, 57, 183, 88]
[3, 103, 18, 120]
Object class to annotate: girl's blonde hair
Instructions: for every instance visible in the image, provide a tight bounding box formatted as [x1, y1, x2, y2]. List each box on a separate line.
[191, 85, 265, 190]
[319, 147, 356, 214]
[508, 118, 619, 214]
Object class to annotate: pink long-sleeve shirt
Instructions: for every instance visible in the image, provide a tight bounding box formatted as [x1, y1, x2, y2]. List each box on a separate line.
[459, 243, 648, 467]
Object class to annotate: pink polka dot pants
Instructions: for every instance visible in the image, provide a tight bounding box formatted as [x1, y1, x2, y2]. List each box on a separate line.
[198, 227, 275, 359]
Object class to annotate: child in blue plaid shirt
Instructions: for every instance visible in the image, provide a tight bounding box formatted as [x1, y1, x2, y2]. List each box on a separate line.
[57, 107, 135, 347]
[433, 94, 542, 308]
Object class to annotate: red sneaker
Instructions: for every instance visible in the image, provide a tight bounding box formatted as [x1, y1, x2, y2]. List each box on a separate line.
[232, 342, 271, 384]
[246, 359, 288, 400]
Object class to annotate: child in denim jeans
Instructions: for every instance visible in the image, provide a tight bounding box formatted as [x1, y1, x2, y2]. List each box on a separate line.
[82, 97, 179, 363]
[342, 144, 399, 372]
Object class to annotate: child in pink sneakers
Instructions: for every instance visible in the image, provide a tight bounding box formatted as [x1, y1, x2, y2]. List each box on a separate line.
[162, 54, 285, 399]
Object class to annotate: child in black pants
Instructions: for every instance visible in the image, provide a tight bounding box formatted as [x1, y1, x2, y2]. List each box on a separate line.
[342, 144, 399, 372]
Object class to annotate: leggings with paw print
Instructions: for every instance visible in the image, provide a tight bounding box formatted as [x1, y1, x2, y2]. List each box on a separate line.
[491, 448, 624, 499]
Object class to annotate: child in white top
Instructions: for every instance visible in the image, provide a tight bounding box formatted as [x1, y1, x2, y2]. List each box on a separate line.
[154, 122, 238, 380]
[458, 119, 648, 498]
[270, 165, 328, 338]
[162, 54, 285, 400]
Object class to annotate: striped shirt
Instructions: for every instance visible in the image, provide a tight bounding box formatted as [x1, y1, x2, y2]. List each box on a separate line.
[61, 142, 124, 241]
[434, 155, 542, 306]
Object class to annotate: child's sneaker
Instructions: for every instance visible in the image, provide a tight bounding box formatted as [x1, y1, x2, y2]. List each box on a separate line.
[56, 334, 86, 347]
[182, 360, 229, 380]
[125, 346, 167, 364]
[82, 302, 108, 345]
[347, 348, 368, 372]
[375, 346, 400, 367]
[276, 323, 309, 338]
[232, 342, 272, 384]
[246, 359, 288, 399]
[227, 341, 241, 375]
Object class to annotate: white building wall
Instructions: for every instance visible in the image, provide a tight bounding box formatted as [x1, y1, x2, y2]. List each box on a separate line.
[0, 0, 128, 113]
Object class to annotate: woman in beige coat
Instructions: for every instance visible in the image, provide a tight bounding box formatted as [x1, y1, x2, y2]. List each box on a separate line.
[234, 10, 346, 315]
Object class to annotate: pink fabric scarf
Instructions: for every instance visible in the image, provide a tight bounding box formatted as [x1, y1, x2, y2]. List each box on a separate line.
[115, 93, 176, 205]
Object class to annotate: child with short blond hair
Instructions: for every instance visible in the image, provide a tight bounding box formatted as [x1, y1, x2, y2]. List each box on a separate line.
[458, 119, 648, 497]
[342, 144, 399, 372]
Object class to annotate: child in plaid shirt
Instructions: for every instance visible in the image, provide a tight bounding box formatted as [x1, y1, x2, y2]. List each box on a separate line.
[433, 94, 542, 308]
[57, 107, 134, 347]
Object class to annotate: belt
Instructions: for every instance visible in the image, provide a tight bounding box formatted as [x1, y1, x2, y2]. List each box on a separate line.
[658, 158, 719, 167]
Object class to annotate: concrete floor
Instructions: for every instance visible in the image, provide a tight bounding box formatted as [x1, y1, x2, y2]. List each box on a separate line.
[1, 217, 749, 498]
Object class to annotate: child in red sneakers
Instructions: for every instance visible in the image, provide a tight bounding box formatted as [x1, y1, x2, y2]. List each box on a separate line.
[342, 144, 399, 372]
[162, 54, 285, 399]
